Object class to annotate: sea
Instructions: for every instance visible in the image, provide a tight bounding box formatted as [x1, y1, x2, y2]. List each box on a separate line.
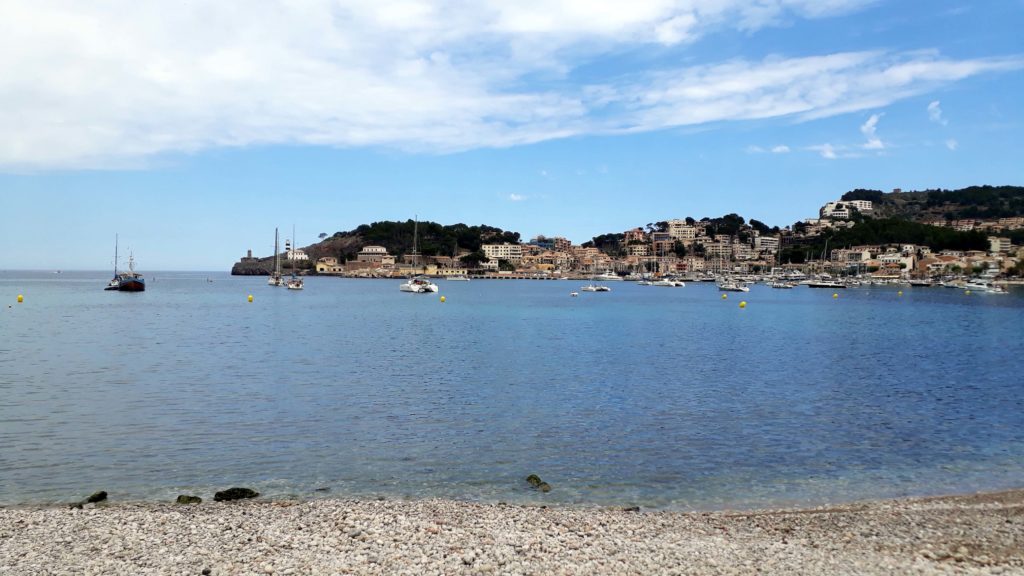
[2, 270, 1022, 510]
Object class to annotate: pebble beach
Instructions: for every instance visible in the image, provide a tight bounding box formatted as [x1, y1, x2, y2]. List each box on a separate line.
[2, 490, 1022, 575]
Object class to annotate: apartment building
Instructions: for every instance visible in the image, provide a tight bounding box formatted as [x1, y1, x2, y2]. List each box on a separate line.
[482, 243, 524, 262]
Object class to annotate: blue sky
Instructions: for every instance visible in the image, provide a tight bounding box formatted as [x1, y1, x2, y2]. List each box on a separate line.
[1, 0, 1022, 271]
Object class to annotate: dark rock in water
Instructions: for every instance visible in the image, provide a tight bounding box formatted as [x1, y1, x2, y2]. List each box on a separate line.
[176, 495, 203, 505]
[202, 569, 211, 575]
[525, 474, 542, 488]
[314, 487, 331, 492]
[623, 506, 641, 512]
[85, 491, 107, 504]
[69, 502, 83, 510]
[213, 487, 259, 502]
[537, 482, 552, 493]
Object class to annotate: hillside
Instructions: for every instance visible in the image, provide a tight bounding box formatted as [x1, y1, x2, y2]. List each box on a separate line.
[232, 220, 522, 274]
[841, 185, 1024, 221]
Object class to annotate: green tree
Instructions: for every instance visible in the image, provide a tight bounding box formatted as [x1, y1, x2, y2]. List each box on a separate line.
[460, 251, 490, 267]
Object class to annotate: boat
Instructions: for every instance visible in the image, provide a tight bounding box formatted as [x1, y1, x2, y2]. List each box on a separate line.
[104, 234, 121, 290]
[580, 284, 611, 292]
[717, 280, 750, 292]
[769, 281, 796, 289]
[268, 228, 283, 286]
[446, 275, 470, 281]
[805, 279, 846, 289]
[117, 253, 145, 292]
[400, 276, 439, 293]
[285, 226, 303, 290]
[964, 279, 1006, 294]
[570, 291, 579, 297]
[399, 217, 439, 293]
[908, 279, 934, 287]
[593, 271, 623, 281]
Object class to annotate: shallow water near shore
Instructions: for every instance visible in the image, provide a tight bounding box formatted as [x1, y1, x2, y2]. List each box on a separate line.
[2, 271, 1023, 510]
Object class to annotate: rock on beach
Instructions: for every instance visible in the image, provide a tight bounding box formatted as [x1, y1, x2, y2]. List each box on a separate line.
[2, 490, 1023, 575]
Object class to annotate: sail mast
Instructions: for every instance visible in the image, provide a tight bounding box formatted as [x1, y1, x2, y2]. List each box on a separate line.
[114, 234, 118, 276]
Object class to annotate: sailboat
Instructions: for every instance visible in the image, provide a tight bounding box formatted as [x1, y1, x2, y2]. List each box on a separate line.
[104, 234, 121, 290]
[268, 228, 283, 286]
[286, 226, 304, 290]
[400, 217, 439, 293]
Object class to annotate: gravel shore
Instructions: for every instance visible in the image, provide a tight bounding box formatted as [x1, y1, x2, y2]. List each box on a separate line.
[2, 490, 1022, 575]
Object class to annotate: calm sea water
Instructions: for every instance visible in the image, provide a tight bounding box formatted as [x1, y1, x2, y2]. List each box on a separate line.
[1, 271, 1022, 510]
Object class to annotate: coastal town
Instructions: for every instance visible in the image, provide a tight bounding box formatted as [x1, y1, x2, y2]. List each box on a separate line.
[235, 189, 1024, 286]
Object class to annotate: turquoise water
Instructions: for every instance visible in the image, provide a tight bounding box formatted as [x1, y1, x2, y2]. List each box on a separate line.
[1, 271, 1022, 509]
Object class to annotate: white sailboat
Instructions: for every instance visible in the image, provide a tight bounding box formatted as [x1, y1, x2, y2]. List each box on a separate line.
[105, 234, 120, 290]
[268, 228, 283, 286]
[286, 226, 304, 290]
[400, 217, 439, 293]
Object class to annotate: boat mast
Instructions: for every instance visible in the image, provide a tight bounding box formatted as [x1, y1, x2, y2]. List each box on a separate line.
[412, 216, 419, 274]
[113, 234, 119, 276]
[274, 228, 280, 278]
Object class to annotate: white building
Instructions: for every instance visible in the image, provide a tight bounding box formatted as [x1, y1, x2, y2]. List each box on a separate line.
[482, 243, 524, 262]
[989, 236, 1012, 254]
[820, 200, 873, 219]
[754, 236, 780, 253]
[666, 220, 698, 243]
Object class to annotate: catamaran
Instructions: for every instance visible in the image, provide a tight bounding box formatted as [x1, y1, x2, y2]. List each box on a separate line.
[399, 217, 438, 293]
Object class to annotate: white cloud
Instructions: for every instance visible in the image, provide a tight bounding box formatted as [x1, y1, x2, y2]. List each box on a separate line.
[928, 100, 948, 125]
[746, 145, 766, 153]
[812, 143, 838, 159]
[946, 138, 958, 150]
[509, 193, 527, 201]
[0, 0, 1018, 170]
[771, 145, 791, 153]
[860, 113, 884, 149]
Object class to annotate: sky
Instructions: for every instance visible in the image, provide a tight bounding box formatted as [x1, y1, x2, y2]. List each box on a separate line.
[1, 0, 1023, 271]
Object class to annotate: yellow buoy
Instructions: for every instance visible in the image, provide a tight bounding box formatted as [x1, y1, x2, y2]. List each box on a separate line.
[832, 293, 839, 299]
[247, 294, 254, 302]
[739, 301, 747, 308]
[440, 295, 446, 303]
[17, 294, 24, 303]
[897, 290, 903, 296]
[965, 290, 971, 295]
[721, 293, 727, 299]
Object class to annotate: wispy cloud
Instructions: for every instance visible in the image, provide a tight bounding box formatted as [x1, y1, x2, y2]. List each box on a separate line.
[860, 113, 884, 149]
[771, 145, 791, 153]
[928, 100, 948, 125]
[946, 138, 958, 151]
[811, 143, 839, 159]
[0, 1, 1018, 170]
[746, 145, 766, 153]
[508, 193, 527, 201]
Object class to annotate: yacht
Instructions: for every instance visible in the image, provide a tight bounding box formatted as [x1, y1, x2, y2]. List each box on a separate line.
[446, 275, 470, 281]
[717, 281, 750, 292]
[769, 281, 796, 289]
[400, 276, 439, 293]
[580, 284, 611, 292]
[964, 279, 1006, 294]
[593, 271, 623, 281]
[805, 278, 846, 288]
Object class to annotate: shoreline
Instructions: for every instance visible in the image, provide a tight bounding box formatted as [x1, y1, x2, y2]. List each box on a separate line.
[3, 489, 1022, 574]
